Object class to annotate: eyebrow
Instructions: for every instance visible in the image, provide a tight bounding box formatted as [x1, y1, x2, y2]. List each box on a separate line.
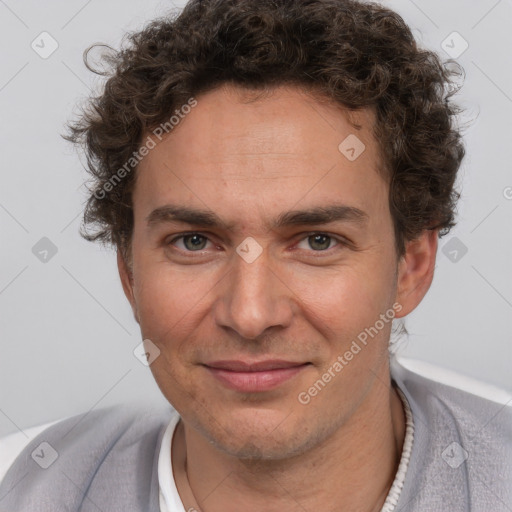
[146, 204, 369, 231]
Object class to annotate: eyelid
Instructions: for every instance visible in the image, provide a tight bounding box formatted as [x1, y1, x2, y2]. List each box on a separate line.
[292, 231, 349, 252]
[167, 231, 216, 252]
[167, 230, 350, 253]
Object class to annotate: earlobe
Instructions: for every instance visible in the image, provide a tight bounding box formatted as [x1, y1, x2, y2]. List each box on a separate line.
[117, 249, 139, 323]
[394, 229, 438, 318]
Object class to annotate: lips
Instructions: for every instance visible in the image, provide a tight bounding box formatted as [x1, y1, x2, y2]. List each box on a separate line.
[204, 359, 310, 392]
[206, 359, 305, 371]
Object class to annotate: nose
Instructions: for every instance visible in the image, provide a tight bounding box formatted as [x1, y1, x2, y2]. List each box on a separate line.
[213, 245, 294, 341]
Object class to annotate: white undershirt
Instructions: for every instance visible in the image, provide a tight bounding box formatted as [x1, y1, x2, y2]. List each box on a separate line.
[158, 411, 185, 512]
[157, 390, 415, 512]
[4, 358, 510, 509]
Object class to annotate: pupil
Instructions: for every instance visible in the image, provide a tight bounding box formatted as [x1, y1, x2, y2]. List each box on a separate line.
[310, 234, 330, 251]
[185, 234, 206, 250]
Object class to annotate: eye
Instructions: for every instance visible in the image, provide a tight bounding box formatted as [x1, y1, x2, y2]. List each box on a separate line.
[296, 233, 342, 252]
[169, 233, 213, 252]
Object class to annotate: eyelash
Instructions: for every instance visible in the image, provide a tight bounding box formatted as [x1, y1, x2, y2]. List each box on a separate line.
[166, 231, 349, 256]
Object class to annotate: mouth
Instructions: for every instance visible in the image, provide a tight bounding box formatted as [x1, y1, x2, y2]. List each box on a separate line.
[203, 359, 311, 392]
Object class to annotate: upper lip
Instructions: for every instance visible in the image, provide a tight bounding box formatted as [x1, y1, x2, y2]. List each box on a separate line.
[204, 360, 308, 372]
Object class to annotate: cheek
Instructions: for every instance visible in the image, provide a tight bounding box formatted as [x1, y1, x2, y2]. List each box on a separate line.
[132, 256, 205, 341]
[287, 261, 395, 341]
[131, 264, 210, 410]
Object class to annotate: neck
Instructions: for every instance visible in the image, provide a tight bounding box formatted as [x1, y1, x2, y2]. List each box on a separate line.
[172, 368, 406, 512]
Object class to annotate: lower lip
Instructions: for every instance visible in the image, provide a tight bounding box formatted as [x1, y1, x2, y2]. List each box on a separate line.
[205, 365, 308, 392]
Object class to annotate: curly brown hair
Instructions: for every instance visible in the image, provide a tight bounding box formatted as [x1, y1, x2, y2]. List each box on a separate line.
[64, 0, 465, 262]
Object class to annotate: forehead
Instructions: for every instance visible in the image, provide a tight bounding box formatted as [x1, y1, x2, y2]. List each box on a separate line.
[133, 84, 388, 229]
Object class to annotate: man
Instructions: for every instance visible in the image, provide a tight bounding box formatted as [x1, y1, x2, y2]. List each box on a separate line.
[1, 0, 510, 510]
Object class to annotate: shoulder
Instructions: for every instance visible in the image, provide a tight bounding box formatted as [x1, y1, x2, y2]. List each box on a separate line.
[391, 357, 512, 510]
[392, 356, 512, 431]
[0, 420, 62, 483]
[0, 402, 178, 511]
[1, 401, 175, 460]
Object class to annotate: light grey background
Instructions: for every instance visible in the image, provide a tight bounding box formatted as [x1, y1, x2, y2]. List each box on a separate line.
[1, 0, 511, 438]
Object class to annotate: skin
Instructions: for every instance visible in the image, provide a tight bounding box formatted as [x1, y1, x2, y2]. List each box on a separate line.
[118, 84, 438, 512]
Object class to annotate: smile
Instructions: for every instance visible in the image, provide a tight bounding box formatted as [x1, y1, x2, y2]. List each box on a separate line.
[203, 360, 311, 392]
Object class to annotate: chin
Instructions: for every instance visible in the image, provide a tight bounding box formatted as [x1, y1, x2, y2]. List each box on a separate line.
[194, 407, 329, 462]
[209, 431, 306, 461]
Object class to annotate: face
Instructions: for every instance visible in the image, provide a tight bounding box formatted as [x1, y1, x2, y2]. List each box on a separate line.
[119, 84, 432, 460]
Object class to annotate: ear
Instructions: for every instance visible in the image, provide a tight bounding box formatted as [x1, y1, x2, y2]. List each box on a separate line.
[394, 229, 438, 318]
[117, 249, 139, 323]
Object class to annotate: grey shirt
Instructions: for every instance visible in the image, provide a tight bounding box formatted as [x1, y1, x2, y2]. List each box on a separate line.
[1, 358, 511, 511]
